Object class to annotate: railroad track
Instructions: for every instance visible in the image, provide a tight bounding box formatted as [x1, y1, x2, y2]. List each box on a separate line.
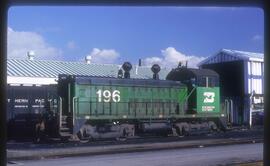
[232, 161, 263, 166]
[7, 136, 263, 161]
[7, 128, 263, 161]
[7, 127, 263, 149]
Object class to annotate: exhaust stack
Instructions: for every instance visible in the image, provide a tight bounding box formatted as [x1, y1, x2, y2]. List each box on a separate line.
[117, 67, 123, 78]
[151, 64, 160, 80]
[122, 62, 132, 79]
[85, 55, 92, 64]
[27, 51, 35, 60]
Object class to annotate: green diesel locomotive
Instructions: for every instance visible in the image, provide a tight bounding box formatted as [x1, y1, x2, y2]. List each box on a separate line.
[39, 62, 227, 141]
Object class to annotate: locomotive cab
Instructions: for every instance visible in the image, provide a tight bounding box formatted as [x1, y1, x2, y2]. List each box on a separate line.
[166, 64, 220, 114]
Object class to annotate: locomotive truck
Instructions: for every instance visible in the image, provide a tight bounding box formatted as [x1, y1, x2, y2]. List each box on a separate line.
[32, 62, 227, 142]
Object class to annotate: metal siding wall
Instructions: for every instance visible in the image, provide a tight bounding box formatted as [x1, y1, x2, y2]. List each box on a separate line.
[248, 61, 263, 95]
[232, 98, 239, 124]
[262, 62, 264, 94]
[248, 62, 251, 75]
[218, 53, 221, 62]
[250, 61, 252, 94]
[251, 61, 262, 76]
[244, 61, 249, 94]
[244, 96, 251, 124]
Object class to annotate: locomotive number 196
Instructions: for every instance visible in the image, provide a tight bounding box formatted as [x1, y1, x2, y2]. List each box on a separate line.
[96, 90, 121, 102]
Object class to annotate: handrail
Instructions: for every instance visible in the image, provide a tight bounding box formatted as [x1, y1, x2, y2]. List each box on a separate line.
[179, 86, 196, 111]
[230, 99, 233, 123]
[72, 97, 78, 127]
[225, 99, 230, 122]
[59, 97, 62, 128]
[185, 86, 196, 102]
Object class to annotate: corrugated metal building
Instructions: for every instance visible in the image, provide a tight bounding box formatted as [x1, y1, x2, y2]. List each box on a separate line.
[7, 58, 170, 85]
[198, 49, 264, 126]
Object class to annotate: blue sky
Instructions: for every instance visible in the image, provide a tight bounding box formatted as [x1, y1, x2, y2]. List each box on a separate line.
[7, 6, 264, 67]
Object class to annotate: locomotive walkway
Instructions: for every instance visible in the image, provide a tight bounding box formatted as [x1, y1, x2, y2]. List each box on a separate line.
[7, 127, 263, 161]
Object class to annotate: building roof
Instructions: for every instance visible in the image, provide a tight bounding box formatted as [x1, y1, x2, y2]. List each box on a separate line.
[7, 58, 170, 81]
[198, 49, 264, 66]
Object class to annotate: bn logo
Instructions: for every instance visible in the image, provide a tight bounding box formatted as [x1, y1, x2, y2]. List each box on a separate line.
[203, 92, 215, 103]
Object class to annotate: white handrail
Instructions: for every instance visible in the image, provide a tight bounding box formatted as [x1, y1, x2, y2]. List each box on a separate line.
[72, 97, 78, 127]
[230, 99, 233, 124]
[59, 97, 62, 128]
[224, 99, 229, 122]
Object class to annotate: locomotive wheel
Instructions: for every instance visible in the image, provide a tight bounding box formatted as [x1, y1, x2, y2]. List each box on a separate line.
[122, 129, 128, 138]
[177, 126, 189, 137]
[209, 126, 216, 133]
[77, 130, 92, 143]
[117, 129, 127, 141]
[116, 137, 127, 141]
[60, 136, 69, 142]
[34, 122, 46, 143]
[34, 126, 42, 143]
[176, 127, 184, 137]
[208, 121, 218, 133]
[182, 127, 189, 136]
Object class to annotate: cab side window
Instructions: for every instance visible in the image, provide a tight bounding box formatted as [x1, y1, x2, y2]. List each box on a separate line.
[200, 76, 216, 87]
[200, 77, 207, 87]
[208, 77, 213, 87]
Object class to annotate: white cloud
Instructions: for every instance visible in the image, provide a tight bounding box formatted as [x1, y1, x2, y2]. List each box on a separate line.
[67, 41, 77, 50]
[144, 57, 163, 66]
[142, 47, 205, 68]
[252, 35, 263, 41]
[86, 48, 120, 64]
[8, 27, 62, 60]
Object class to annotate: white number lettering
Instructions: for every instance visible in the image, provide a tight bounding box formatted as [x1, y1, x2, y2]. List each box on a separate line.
[103, 90, 111, 102]
[112, 90, 121, 102]
[96, 89, 102, 102]
[96, 90, 121, 102]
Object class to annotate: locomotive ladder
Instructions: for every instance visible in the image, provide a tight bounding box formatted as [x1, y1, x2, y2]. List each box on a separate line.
[59, 97, 73, 138]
